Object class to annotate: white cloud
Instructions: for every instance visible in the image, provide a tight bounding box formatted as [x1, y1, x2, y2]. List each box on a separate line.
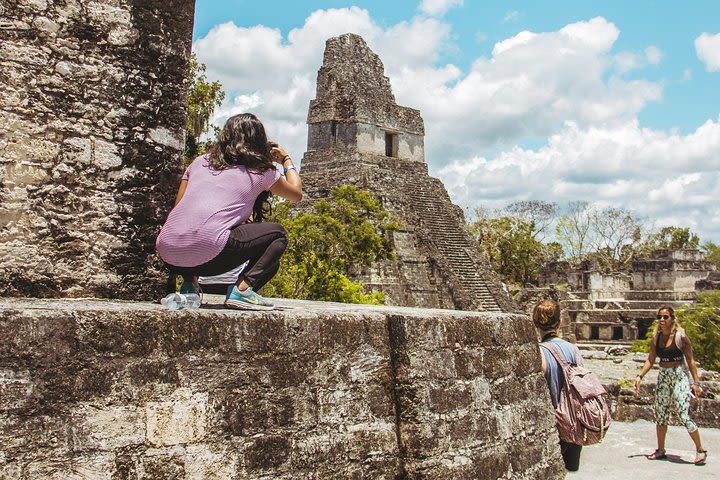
[695, 32, 720, 71]
[437, 118, 720, 240]
[389, 17, 661, 161]
[614, 52, 641, 72]
[645, 45, 663, 64]
[418, 0, 463, 17]
[193, 11, 719, 241]
[504, 10, 520, 22]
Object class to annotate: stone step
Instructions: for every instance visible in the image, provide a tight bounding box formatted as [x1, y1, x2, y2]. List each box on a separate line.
[624, 290, 698, 301]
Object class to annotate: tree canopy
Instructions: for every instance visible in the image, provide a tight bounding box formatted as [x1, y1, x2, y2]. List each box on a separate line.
[703, 242, 720, 269]
[469, 203, 561, 286]
[676, 290, 720, 370]
[263, 186, 400, 304]
[185, 54, 225, 164]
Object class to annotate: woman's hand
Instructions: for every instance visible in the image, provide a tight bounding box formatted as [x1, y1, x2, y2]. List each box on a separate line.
[691, 383, 702, 398]
[268, 141, 289, 164]
[633, 375, 642, 393]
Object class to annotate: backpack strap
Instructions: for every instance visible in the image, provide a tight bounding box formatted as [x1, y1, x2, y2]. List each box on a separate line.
[540, 342, 572, 369]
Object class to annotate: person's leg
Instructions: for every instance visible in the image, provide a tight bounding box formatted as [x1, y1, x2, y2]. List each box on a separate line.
[560, 441, 582, 471]
[180, 274, 200, 293]
[670, 366, 705, 461]
[185, 223, 287, 282]
[652, 369, 671, 457]
[655, 425, 668, 454]
[224, 222, 288, 290]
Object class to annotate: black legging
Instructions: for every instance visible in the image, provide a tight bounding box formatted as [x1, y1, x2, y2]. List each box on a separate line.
[560, 441, 582, 471]
[169, 222, 288, 291]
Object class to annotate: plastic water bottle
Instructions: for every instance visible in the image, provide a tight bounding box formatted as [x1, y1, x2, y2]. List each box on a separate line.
[160, 293, 187, 310]
[184, 292, 201, 309]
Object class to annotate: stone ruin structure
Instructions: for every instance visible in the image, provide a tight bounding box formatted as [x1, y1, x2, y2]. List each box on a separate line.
[300, 33, 513, 313]
[0, 3, 566, 477]
[0, 0, 191, 300]
[538, 249, 717, 342]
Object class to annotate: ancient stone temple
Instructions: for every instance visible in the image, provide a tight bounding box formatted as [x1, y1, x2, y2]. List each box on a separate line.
[301, 34, 513, 312]
[0, 0, 193, 300]
[540, 249, 717, 342]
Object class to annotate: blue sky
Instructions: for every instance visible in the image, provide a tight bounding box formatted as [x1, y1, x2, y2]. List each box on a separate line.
[192, 0, 720, 242]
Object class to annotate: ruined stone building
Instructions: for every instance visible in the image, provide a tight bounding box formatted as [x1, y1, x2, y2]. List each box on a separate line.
[300, 34, 513, 313]
[539, 249, 717, 342]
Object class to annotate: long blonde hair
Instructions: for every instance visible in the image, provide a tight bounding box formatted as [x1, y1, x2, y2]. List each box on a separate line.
[653, 305, 685, 337]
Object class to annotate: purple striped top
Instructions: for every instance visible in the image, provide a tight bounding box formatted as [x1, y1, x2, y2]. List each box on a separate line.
[156, 154, 280, 267]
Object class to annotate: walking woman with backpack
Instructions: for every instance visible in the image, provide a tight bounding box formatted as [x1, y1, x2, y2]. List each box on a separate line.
[633, 306, 707, 465]
[534, 300, 587, 472]
[534, 300, 611, 472]
[156, 113, 302, 310]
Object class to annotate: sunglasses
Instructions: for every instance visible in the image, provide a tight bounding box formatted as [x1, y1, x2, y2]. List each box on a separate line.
[656, 314, 672, 320]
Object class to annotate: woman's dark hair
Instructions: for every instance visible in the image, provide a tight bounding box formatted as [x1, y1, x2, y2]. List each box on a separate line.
[208, 113, 274, 172]
[251, 190, 273, 223]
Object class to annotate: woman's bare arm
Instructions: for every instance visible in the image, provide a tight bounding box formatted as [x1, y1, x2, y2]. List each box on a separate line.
[268, 145, 302, 202]
[174, 179, 188, 206]
[634, 339, 657, 392]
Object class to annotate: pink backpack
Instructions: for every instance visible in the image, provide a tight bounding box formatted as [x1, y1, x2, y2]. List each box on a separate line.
[540, 343, 612, 445]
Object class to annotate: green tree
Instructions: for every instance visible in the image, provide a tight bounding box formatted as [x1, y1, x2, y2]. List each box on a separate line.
[555, 201, 592, 259]
[263, 186, 400, 304]
[703, 241, 720, 269]
[649, 226, 700, 250]
[185, 53, 225, 163]
[676, 291, 720, 370]
[505, 200, 558, 241]
[470, 216, 553, 285]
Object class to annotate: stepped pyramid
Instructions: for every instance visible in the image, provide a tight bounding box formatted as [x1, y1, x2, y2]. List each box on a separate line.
[300, 34, 513, 312]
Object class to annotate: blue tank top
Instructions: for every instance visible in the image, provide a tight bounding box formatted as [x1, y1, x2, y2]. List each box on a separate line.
[541, 337, 581, 409]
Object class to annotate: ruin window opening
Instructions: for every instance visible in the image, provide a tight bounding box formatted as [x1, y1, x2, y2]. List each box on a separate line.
[612, 326, 623, 340]
[330, 121, 337, 147]
[590, 326, 600, 340]
[385, 132, 398, 157]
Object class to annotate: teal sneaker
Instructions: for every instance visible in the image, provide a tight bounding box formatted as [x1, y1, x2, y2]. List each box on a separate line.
[179, 281, 202, 309]
[225, 285, 274, 311]
[179, 281, 200, 295]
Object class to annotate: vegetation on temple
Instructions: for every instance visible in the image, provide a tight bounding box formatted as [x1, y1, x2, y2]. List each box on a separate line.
[263, 186, 399, 304]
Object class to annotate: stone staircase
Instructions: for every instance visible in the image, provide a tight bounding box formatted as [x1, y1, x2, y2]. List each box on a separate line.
[398, 173, 501, 311]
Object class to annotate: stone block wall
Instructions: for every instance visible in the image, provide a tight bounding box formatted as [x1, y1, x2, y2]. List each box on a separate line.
[612, 383, 720, 428]
[0, 298, 565, 479]
[0, 0, 195, 300]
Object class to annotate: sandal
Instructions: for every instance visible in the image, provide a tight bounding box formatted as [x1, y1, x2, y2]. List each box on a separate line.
[694, 449, 707, 465]
[647, 449, 666, 460]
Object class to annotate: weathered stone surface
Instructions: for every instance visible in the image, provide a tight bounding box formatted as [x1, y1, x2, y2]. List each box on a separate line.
[301, 34, 514, 313]
[0, 297, 565, 479]
[0, 0, 195, 300]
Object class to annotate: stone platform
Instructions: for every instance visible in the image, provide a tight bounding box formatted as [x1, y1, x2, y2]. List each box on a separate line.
[0, 297, 564, 479]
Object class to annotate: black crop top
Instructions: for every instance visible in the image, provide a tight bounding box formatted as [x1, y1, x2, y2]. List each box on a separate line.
[656, 332, 684, 363]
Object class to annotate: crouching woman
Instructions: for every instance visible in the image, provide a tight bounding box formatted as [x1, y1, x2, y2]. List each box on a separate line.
[156, 113, 302, 310]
